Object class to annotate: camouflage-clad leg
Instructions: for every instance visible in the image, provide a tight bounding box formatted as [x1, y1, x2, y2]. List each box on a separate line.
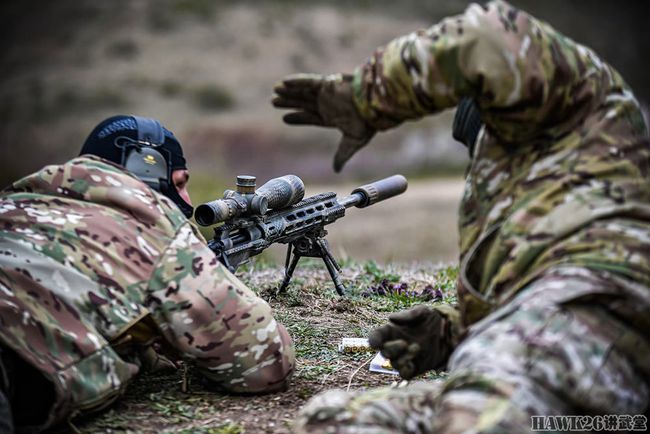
[436, 267, 650, 432]
[294, 266, 650, 433]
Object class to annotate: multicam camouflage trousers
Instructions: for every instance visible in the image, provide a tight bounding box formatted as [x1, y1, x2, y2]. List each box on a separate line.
[294, 266, 650, 433]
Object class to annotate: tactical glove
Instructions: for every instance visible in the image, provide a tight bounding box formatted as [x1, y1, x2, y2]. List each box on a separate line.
[272, 73, 376, 172]
[368, 305, 456, 380]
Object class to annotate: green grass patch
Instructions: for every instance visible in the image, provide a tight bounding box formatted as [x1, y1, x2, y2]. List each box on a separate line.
[192, 84, 236, 112]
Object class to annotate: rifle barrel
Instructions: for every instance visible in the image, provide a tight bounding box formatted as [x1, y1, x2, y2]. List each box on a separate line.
[337, 192, 365, 208]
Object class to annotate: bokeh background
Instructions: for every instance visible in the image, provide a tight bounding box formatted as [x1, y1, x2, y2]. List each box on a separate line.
[1, 0, 648, 264]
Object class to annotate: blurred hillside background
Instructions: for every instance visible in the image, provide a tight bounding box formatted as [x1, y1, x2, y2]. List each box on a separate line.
[1, 0, 648, 264]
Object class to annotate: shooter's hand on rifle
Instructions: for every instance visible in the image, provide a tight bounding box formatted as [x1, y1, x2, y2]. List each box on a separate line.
[272, 73, 376, 172]
[368, 306, 455, 379]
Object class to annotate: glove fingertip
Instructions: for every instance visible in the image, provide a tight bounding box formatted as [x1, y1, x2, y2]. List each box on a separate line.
[407, 343, 420, 355]
[333, 157, 345, 173]
[282, 112, 320, 126]
[282, 114, 300, 125]
[271, 96, 283, 107]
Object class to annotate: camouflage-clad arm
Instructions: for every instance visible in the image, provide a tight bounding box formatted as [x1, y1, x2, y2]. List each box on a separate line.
[353, 0, 626, 142]
[146, 224, 295, 393]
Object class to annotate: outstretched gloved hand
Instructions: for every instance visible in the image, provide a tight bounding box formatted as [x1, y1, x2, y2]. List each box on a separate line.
[368, 305, 455, 380]
[272, 73, 376, 172]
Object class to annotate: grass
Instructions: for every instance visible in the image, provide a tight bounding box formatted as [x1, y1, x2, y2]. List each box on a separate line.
[191, 84, 236, 112]
[106, 38, 139, 60]
[69, 260, 457, 433]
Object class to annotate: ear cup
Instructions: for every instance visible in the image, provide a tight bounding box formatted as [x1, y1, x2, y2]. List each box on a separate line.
[115, 115, 193, 218]
[119, 115, 171, 190]
[123, 147, 168, 191]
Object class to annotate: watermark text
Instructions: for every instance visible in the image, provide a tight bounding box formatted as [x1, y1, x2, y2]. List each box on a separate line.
[531, 415, 647, 431]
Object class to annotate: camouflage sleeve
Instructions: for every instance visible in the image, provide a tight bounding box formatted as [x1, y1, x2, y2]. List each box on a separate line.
[353, 0, 626, 142]
[147, 223, 295, 393]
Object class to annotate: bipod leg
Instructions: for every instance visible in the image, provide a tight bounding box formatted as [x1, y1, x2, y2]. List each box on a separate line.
[316, 239, 346, 296]
[278, 243, 301, 293]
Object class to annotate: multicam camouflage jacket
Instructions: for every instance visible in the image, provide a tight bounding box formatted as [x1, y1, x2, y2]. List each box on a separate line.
[0, 156, 294, 430]
[351, 0, 650, 326]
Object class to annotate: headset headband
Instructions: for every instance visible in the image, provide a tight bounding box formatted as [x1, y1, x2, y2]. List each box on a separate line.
[133, 115, 164, 145]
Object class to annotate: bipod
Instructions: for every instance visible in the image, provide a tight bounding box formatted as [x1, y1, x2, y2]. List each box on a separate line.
[278, 229, 346, 296]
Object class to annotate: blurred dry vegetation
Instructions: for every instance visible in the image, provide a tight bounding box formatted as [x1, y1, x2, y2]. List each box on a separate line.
[1, 0, 648, 263]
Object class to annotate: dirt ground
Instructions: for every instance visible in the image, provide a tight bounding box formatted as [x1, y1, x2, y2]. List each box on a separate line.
[70, 262, 457, 434]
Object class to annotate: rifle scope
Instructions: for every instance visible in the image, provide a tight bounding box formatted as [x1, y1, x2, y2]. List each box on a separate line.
[195, 174, 305, 226]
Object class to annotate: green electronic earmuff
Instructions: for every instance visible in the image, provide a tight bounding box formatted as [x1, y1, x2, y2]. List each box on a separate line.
[117, 117, 171, 192]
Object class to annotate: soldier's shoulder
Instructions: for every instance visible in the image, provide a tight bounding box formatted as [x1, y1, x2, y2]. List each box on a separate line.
[70, 155, 190, 228]
[4, 155, 188, 231]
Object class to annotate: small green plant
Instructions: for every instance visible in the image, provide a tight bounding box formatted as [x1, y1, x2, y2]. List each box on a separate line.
[172, 0, 218, 22]
[363, 260, 400, 283]
[192, 84, 235, 112]
[175, 423, 244, 434]
[49, 86, 127, 118]
[86, 87, 128, 108]
[160, 80, 184, 98]
[148, 3, 176, 32]
[289, 53, 307, 70]
[106, 38, 139, 59]
[294, 25, 324, 56]
[337, 30, 356, 48]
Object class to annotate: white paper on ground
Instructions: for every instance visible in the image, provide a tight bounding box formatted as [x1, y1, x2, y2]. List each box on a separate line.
[369, 352, 399, 375]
